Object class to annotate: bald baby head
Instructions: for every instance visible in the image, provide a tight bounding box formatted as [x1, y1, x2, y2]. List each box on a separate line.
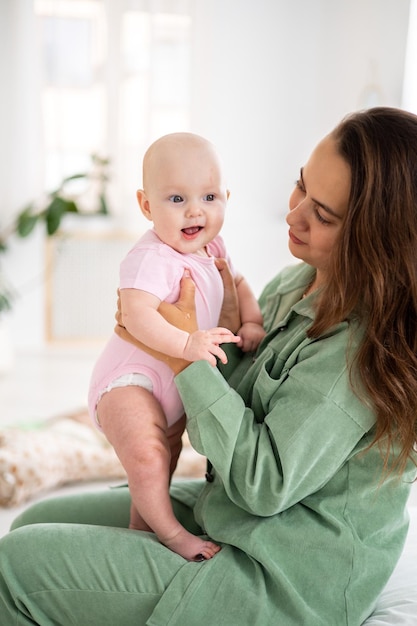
[142, 132, 226, 192]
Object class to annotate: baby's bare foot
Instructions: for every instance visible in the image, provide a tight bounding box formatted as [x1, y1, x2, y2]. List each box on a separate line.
[162, 527, 221, 561]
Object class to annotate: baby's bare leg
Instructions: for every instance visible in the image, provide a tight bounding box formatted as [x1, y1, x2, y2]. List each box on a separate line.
[97, 386, 220, 561]
[128, 501, 151, 532]
[166, 413, 187, 476]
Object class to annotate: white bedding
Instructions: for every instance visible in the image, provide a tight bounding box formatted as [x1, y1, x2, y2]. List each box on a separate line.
[363, 506, 417, 624]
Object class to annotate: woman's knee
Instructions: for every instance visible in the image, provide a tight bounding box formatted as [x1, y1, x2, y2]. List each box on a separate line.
[11, 487, 131, 531]
[0, 524, 44, 583]
[10, 499, 52, 530]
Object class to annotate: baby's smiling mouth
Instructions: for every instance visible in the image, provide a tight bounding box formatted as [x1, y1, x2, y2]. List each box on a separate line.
[182, 226, 203, 236]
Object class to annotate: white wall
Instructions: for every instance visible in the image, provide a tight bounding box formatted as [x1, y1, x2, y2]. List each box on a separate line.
[0, 0, 44, 350]
[189, 0, 411, 295]
[2, 0, 411, 348]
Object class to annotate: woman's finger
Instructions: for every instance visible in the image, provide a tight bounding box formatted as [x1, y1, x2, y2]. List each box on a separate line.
[215, 258, 241, 333]
[176, 269, 196, 310]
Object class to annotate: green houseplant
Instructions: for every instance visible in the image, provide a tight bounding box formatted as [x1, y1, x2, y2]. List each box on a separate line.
[0, 154, 110, 314]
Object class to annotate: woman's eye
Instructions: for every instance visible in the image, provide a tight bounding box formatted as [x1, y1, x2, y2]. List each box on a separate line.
[204, 194, 215, 201]
[169, 195, 183, 203]
[294, 179, 305, 193]
[314, 208, 331, 225]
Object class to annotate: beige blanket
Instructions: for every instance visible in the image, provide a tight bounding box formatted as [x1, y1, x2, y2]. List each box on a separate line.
[0, 412, 206, 507]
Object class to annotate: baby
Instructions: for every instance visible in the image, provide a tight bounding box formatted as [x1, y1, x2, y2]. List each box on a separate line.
[89, 132, 265, 561]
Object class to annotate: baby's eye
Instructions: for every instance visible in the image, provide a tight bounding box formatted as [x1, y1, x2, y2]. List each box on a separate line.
[169, 195, 183, 203]
[204, 194, 215, 201]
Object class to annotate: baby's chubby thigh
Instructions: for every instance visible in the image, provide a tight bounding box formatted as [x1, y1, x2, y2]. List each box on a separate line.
[107, 361, 184, 429]
[96, 375, 167, 462]
[94, 365, 185, 482]
[107, 367, 184, 429]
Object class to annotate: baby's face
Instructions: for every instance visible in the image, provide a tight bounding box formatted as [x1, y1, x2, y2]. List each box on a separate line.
[139, 138, 228, 256]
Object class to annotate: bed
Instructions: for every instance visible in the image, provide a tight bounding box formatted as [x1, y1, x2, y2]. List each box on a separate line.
[364, 505, 417, 624]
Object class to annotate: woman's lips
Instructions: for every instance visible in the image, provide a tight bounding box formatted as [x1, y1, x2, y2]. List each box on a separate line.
[288, 230, 305, 245]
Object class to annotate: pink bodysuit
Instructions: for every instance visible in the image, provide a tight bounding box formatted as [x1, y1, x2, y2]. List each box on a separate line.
[88, 229, 236, 426]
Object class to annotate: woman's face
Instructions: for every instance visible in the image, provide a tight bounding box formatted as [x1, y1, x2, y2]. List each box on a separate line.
[286, 134, 351, 284]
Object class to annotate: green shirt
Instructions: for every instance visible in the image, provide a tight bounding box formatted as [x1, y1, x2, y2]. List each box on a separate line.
[149, 263, 416, 626]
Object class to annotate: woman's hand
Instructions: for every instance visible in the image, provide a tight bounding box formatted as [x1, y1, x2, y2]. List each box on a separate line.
[115, 271, 198, 374]
[215, 258, 241, 333]
[115, 262, 242, 373]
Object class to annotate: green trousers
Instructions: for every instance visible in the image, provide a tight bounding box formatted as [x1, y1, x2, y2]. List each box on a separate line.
[0, 485, 203, 625]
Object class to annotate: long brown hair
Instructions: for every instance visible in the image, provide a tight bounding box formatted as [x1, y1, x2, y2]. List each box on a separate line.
[310, 107, 417, 473]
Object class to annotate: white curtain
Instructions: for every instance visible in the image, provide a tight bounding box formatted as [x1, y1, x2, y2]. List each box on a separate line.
[0, 0, 43, 221]
[402, 0, 417, 112]
[0, 0, 44, 350]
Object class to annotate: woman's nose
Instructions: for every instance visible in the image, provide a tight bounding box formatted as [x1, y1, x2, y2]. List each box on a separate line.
[286, 198, 308, 227]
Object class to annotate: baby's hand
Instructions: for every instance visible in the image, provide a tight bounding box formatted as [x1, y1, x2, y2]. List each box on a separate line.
[236, 322, 266, 353]
[183, 328, 240, 366]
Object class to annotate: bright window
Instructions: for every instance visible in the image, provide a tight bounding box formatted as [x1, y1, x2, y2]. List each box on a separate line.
[34, 0, 192, 218]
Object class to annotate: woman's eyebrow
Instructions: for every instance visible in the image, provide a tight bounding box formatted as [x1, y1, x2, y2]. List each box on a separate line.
[300, 167, 342, 219]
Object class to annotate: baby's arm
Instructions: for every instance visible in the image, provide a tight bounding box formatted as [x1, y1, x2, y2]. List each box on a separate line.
[235, 274, 266, 352]
[120, 288, 239, 367]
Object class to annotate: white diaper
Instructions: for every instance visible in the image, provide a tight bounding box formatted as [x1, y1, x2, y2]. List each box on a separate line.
[95, 373, 154, 426]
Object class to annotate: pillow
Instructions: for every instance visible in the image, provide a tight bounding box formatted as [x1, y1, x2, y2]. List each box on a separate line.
[363, 505, 417, 624]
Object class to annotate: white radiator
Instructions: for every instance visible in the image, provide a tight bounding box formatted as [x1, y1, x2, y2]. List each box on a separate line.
[46, 231, 136, 342]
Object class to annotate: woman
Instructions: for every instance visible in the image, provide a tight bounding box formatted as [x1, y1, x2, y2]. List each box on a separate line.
[0, 107, 416, 625]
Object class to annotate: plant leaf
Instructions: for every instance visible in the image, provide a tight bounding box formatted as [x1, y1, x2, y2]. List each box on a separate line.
[99, 192, 109, 215]
[17, 209, 39, 237]
[45, 197, 77, 235]
[64, 199, 78, 214]
[62, 173, 87, 184]
[0, 292, 12, 312]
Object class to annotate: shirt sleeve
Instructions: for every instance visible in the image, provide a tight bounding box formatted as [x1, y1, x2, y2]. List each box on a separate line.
[119, 245, 184, 302]
[175, 336, 376, 517]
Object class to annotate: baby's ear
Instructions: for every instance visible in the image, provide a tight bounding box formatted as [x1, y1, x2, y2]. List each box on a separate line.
[136, 189, 152, 220]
